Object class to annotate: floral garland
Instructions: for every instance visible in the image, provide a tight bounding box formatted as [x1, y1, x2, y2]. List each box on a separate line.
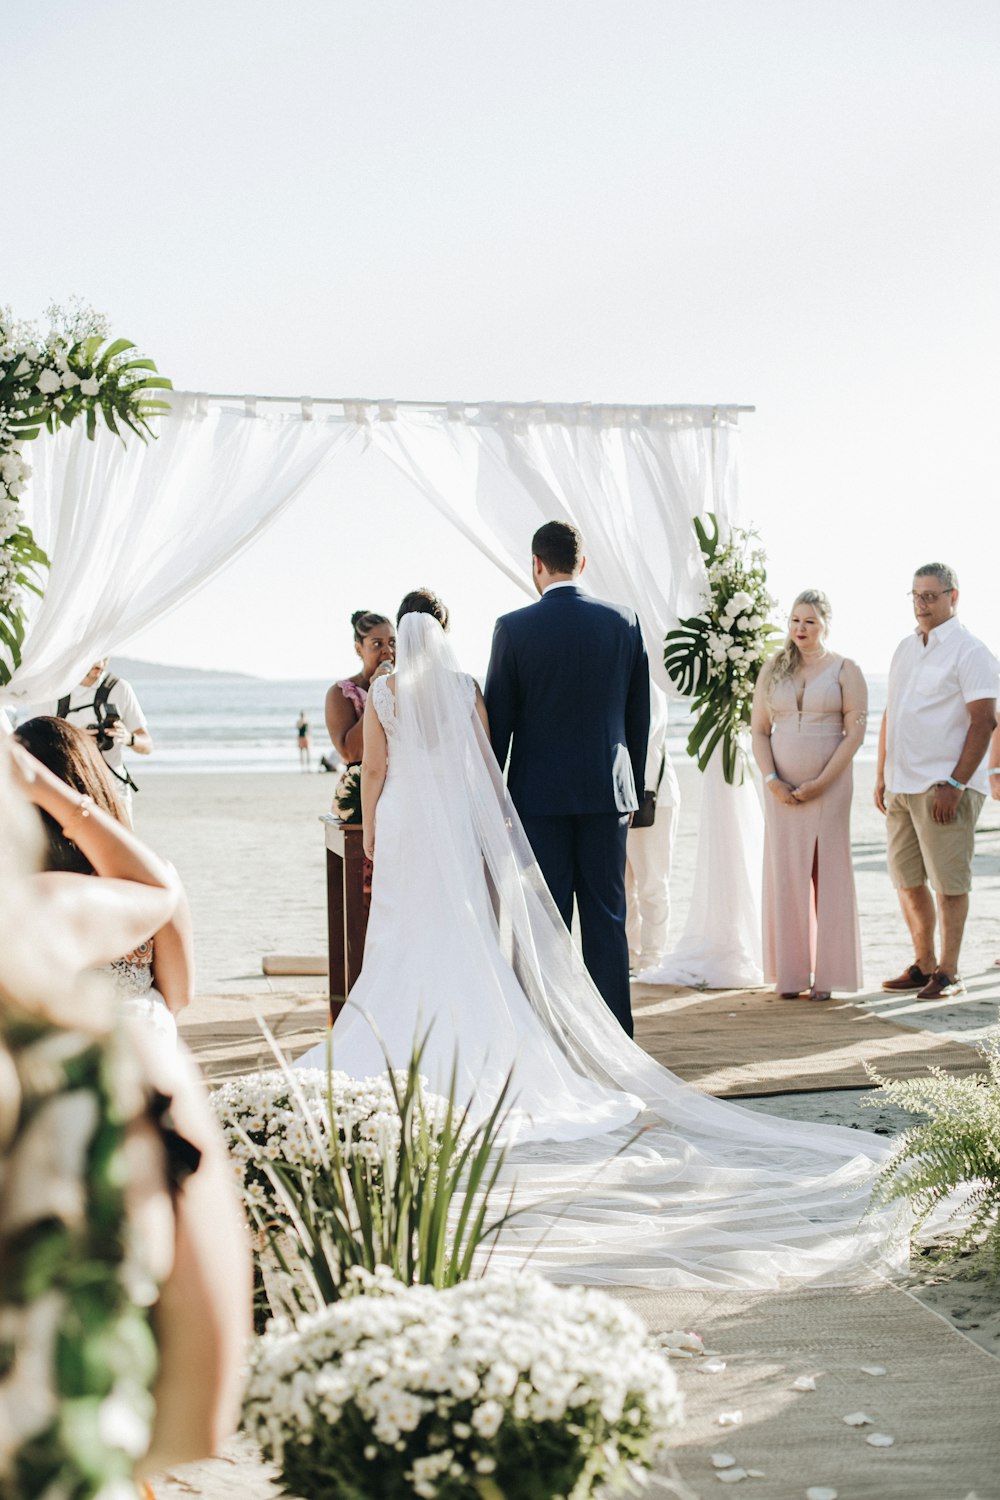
[664, 513, 779, 784]
[243, 1266, 683, 1500]
[0, 1008, 160, 1500]
[0, 299, 171, 685]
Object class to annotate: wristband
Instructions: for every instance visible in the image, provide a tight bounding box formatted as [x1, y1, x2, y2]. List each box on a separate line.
[944, 776, 966, 791]
[989, 768, 1000, 776]
[130, 731, 136, 747]
[765, 772, 778, 783]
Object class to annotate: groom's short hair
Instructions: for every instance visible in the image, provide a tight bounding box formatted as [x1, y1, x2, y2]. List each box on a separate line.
[532, 521, 582, 576]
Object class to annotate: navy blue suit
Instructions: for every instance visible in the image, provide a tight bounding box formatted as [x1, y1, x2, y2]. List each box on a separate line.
[484, 585, 650, 1034]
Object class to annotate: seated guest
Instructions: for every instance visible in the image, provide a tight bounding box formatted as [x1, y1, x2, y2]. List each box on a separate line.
[13, 716, 192, 1043]
[1, 737, 250, 1487]
[751, 590, 868, 1001]
[324, 610, 396, 765]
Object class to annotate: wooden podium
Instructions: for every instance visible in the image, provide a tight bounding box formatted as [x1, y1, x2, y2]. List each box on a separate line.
[321, 815, 371, 1020]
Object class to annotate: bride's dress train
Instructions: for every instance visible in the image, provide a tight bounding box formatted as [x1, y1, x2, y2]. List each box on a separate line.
[297, 614, 908, 1290]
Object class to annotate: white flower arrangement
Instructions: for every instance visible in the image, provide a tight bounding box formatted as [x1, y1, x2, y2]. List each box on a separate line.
[333, 762, 362, 823]
[0, 299, 171, 686]
[210, 1066, 457, 1218]
[243, 1267, 683, 1500]
[664, 513, 779, 783]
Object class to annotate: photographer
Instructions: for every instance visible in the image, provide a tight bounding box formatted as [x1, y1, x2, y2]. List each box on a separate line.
[48, 657, 152, 823]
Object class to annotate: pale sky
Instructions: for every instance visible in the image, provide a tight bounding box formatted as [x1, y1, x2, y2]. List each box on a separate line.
[9, 1, 1000, 678]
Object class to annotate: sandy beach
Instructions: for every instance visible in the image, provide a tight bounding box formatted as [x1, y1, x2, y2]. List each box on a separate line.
[138, 760, 1000, 1497]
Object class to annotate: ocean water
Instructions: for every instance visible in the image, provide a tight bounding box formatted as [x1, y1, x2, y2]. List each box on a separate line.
[81, 671, 890, 775]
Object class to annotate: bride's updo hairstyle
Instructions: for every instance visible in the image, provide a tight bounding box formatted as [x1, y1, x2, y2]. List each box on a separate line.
[351, 609, 392, 642]
[397, 588, 450, 631]
[13, 717, 123, 874]
[767, 589, 832, 691]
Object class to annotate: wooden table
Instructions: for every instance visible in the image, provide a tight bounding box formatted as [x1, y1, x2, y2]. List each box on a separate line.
[321, 815, 371, 1020]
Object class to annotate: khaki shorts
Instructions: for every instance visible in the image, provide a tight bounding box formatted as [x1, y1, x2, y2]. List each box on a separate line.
[886, 788, 985, 895]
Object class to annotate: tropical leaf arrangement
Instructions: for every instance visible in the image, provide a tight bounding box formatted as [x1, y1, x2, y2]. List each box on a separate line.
[663, 513, 779, 784]
[333, 763, 363, 824]
[863, 1036, 1000, 1280]
[0, 298, 172, 684]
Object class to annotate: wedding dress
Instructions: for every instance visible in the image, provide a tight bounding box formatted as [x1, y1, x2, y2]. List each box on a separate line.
[98, 939, 177, 1048]
[297, 614, 908, 1290]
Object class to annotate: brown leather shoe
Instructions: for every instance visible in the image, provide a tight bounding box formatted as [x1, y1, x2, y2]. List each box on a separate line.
[915, 970, 965, 1000]
[881, 964, 931, 992]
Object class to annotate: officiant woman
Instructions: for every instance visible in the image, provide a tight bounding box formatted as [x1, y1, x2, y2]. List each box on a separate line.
[324, 610, 395, 764]
[751, 589, 867, 1001]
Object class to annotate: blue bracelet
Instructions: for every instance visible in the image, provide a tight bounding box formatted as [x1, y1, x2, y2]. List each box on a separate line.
[945, 776, 966, 791]
[765, 772, 778, 783]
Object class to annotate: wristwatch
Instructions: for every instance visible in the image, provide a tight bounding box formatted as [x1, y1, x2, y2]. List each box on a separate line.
[129, 731, 136, 747]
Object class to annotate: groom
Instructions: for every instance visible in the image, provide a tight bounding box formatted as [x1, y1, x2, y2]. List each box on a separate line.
[484, 521, 650, 1034]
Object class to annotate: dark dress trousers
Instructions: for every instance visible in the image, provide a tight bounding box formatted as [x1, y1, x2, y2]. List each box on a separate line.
[484, 584, 651, 1034]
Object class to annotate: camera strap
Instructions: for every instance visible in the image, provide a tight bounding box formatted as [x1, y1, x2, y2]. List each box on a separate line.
[56, 674, 120, 722]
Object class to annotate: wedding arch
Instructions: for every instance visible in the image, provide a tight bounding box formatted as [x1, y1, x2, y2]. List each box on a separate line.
[2, 390, 763, 987]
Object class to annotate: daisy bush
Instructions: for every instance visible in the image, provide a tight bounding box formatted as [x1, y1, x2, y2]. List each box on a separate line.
[664, 512, 779, 783]
[243, 1267, 683, 1500]
[210, 1043, 514, 1316]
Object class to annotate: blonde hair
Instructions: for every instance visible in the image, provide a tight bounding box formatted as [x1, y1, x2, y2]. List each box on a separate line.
[767, 589, 832, 689]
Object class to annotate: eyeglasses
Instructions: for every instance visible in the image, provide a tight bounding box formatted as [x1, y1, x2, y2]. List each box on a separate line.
[909, 590, 954, 604]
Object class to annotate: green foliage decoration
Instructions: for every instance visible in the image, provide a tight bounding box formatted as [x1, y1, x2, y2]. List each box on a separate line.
[863, 1035, 1000, 1279]
[663, 513, 780, 784]
[0, 299, 172, 685]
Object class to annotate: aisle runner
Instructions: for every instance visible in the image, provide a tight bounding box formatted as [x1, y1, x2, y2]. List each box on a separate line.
[632, 983, 984, 1098]
[152, 1284, 1000, 1500]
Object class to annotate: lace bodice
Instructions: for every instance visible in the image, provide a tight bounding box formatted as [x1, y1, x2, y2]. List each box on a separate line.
[97, 939, 155, 999]
[371, 671, 476, 742]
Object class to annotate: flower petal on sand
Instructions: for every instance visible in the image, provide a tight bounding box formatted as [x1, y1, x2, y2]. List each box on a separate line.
[791, 1375, 817, 1391]
[860, 1365, 887, 1376]
[717, 1410, 743, 1426]
[711, 1454, 737, 1468]
[716, 1469, 748, 1484]
[866, 1433, 895, 1448]
[806, 1489, 838, 1500]
[698, 1360, 728, 1375]
[842, 1411, 873, 1426]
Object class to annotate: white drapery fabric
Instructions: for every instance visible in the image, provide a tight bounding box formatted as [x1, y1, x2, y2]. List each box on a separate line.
[2, 392, 362, 706]
[371, 402, 763, 985]
[6, 392, 762, 986]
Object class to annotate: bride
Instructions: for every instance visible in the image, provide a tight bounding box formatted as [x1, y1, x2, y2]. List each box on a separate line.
[298, 589, 908, 1290]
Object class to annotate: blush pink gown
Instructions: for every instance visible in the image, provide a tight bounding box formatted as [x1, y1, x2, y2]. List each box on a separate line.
[761, 658, 863, 994]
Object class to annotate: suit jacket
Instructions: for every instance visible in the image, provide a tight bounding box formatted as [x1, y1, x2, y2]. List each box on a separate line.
[484, 585, 651, 817]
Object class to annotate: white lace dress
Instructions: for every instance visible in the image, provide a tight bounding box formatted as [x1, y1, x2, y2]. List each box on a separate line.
[296, 672, 640, 1145]
[98, 939, 177, 1048]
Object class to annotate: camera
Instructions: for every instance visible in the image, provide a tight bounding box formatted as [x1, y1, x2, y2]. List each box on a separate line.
[89, 704, 121, 754]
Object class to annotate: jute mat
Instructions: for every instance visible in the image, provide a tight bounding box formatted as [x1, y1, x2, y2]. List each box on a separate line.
[632, 982, 985, 1097]
[152, 1281, 999, 1500]
[178, 992, 331, 1083]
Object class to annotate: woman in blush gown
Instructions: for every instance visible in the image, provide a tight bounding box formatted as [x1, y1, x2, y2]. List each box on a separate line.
[297, 589, 906, 1291]
[324, 609, 396, 766]
[752, 590, 867, 1001]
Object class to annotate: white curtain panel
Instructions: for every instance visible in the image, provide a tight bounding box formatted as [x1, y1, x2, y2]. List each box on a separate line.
[372, 402, 764, 988]
[3, 393, 362, 706]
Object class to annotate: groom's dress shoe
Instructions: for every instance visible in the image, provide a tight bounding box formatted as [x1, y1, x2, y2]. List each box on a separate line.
[881, 964, 931, 992]
[915, 970, 965, 1000]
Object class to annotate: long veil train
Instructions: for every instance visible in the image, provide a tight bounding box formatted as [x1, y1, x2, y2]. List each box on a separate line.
[317, 613, 908, 1290]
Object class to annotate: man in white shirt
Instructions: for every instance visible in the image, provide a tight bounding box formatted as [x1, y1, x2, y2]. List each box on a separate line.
[625, 680, 680, 973]
[49, 657, 153, 822]
[875, 564, 998, 999]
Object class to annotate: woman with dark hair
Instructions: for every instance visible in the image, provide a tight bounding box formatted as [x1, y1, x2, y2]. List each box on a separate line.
[13, 716, 194, 1041]
[396, 587, 449, 630]
[324, 609, 396, 765]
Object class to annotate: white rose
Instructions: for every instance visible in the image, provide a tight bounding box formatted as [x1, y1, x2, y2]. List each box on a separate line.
[737, 616, 750, 631]
[61, 371, 81, 389]
[80, 375, 100, 396]
[36, 367, 62, 394]
[727, 646, 743, 661]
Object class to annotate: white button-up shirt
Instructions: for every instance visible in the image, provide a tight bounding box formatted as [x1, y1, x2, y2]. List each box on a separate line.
[885, 616, 999, 795]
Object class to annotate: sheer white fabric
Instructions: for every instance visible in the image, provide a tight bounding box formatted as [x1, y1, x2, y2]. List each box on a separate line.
[8, 393, 762, 986]
[299, 614, 907, 1289]
[372, 403, 764, 987]
[2, 392, 362, 706]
